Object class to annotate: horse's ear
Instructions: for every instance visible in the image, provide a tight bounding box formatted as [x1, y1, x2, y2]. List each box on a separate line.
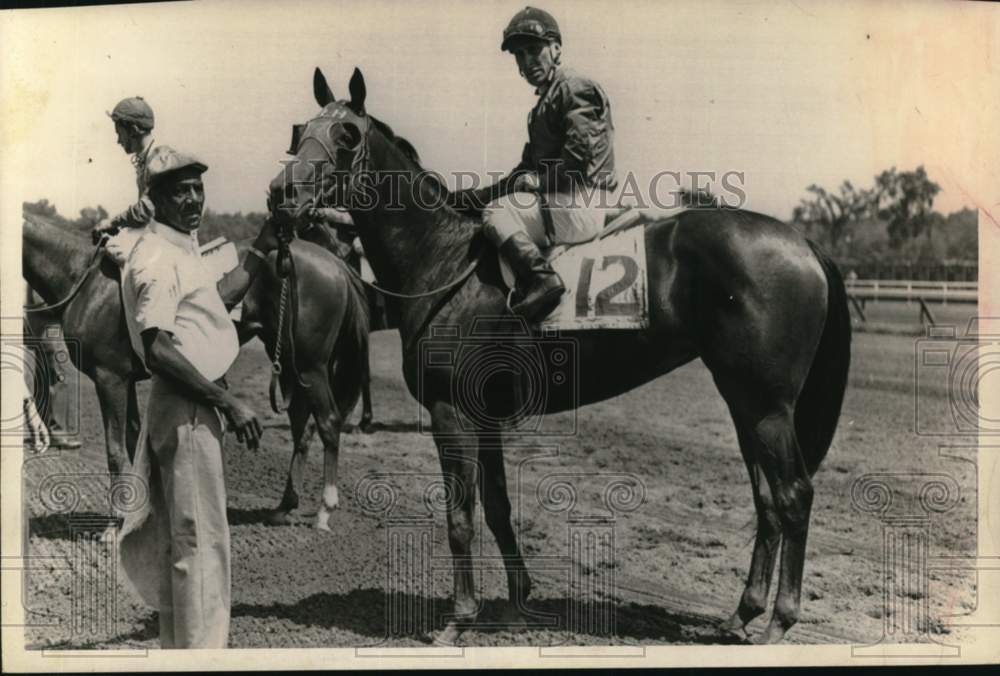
[348, 67, 366, 114]
[313, 67, 335, 107]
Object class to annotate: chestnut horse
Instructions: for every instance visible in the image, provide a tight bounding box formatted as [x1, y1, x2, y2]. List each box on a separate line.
[23, 214, 371, 529]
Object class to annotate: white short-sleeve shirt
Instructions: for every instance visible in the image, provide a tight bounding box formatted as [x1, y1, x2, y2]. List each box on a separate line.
[122, 220, 239, 382]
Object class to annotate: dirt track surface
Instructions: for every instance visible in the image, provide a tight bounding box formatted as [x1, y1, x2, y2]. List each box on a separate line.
[21, 329, 977, 649]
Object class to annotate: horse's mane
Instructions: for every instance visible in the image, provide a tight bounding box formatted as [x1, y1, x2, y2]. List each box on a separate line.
[23, 210, 89, 241]
[367, 114, 481, 252]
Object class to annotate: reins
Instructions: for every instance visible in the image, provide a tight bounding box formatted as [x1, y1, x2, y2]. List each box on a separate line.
[23, 225, 107, 314]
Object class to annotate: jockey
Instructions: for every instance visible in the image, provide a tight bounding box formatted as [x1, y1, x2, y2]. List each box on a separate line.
[93, 96, 158, 263]
[466, 6, 618, 322]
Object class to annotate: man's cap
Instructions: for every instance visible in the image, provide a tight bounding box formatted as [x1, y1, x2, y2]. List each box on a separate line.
[107, 96, 155, 130]
[501, 6, 561, 52]
[145, 146, 208, 185]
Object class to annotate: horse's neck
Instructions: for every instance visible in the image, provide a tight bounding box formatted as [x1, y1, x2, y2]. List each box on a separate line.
[352, 138, 478, 297]
[22, 219, 94, 309]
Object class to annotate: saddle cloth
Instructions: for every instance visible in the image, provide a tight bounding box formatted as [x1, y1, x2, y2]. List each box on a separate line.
[498, 207, 664, 330]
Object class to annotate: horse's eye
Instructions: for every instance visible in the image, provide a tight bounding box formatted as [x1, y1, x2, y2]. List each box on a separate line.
[331, 123, 361, 149]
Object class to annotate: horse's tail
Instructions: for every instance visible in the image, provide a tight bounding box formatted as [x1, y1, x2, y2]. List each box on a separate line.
[330, 262, 371, 419]
[795, 240, 852, 476]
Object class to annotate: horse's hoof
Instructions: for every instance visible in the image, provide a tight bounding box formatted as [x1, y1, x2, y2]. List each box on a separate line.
[499, 604, 528, 633]
[427, 622, 464, 646]
[263, 509, 294, 526]
[719, 612, 748, 635]
[359, 419, 374, 434]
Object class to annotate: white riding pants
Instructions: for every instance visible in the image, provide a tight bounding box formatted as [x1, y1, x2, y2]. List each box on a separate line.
[482, 191, 614, 248]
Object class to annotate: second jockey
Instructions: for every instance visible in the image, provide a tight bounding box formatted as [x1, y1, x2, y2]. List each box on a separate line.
[463, 6, 619, 322]
[94, 96, 158, 263]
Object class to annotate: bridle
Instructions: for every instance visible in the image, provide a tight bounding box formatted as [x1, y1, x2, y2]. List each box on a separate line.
[284, 106, 482, 302]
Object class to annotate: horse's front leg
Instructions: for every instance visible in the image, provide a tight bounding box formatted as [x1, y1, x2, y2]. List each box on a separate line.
[265, 388, 314, 526]
[428, 399, 480, 645]
[92, 368, 129, 477]
[92, 368, 130, 521]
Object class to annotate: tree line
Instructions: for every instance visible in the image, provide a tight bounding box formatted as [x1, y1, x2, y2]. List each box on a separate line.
[23, 199, 264, 245]
[789, 166, 977, 263]
[25, 166, 978, 266]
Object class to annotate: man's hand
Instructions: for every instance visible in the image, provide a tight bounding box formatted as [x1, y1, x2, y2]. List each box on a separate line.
[252, 218, 281, 254]
[91, 217, 118, 245]
[308, 207, 354, 227]
[222, 394, 263, 450]
[512, 172, 541, 193]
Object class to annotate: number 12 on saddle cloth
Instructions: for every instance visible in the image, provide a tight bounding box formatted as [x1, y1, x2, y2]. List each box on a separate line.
[502, 226, 649, 330]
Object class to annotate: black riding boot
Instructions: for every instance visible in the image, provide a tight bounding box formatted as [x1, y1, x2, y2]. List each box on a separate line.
[500, 232, 565, 322]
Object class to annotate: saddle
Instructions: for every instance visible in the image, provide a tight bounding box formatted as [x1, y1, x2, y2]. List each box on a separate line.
[497, 206, 685, 330]
[498, 205, 653, 288]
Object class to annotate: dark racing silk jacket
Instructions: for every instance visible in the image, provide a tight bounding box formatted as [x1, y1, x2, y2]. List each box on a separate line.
[514, 66, 618, 194]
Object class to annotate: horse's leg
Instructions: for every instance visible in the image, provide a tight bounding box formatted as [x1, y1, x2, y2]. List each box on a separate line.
[264, 388, 315, 526]
[302, 369, 343, 532]
[428, 399, 480, 645]
[92, 368, 128, 478]
[751, 409, 813, 644]
[92, 368, 130, 521]
[719, 422, 781, 636]
[477, 426, 531, 629]
[358, 341, 374, 433]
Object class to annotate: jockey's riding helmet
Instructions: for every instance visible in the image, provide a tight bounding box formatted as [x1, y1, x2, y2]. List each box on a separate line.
[501, 6, 561, 52]
[108, 96, 155, 131]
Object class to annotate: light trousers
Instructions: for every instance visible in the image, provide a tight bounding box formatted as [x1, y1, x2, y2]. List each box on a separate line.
[482, 190, 614, 248]
[119, 376, 230, 649]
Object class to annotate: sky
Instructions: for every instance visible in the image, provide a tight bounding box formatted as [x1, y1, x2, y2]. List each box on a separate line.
[1, 0, 998, 224]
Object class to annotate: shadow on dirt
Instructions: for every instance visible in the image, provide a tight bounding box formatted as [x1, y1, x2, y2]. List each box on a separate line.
[28, 512, 122, 542]
[346, 420, 422, 434]
[232, 589, 745, 645]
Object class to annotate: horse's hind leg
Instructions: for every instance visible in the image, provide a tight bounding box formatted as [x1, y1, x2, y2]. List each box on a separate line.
[751, 409, 813, 644]
[719, 420, 782, 636]
[302, 368, 343, 532]
[265, 389, 315, 525]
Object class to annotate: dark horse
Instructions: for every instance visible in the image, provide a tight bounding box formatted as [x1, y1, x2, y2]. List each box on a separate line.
[269, 68, 851, 644]
[22, 214, 372, 529]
